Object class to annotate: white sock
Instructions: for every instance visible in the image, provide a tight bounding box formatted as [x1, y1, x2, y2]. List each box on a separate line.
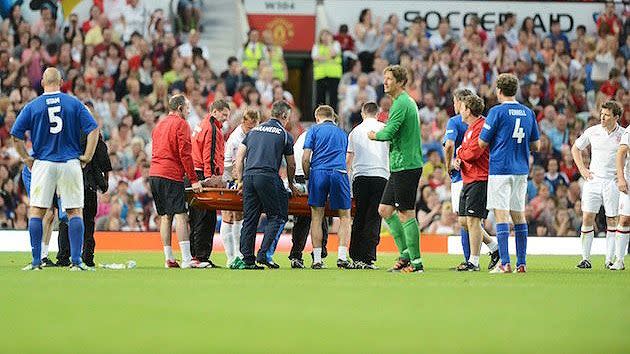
[164, 246, 174, 261]
[606, 230, 616, 263]
[179, 241, 192, 263]
[486, 240, 498, 252]
[233, 220, 243, 258]
[41, 242, 49, 258]
[338, 246, 348, 261]
[470, 255, 480, 266]
[581, 228, 594, 261]
[220, 222, 234, 263]
[313, 247, 322, 263]
[616, 227, 630, 262]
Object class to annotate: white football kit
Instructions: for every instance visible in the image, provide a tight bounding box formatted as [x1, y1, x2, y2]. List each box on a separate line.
[574, 124, 623, 217]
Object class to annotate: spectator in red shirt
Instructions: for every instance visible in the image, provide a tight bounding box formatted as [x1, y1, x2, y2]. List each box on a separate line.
[600, 68, 621, 98]
[188, 99, 231, 267]
[597, 2, 621, 36]
[455, 95, 489, 271]
[334, 24, 355, 52]
[148, 94, 203, 269]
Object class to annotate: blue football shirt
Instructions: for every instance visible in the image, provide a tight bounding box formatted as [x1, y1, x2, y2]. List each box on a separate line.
[11, 92, 97, 162]
[479, 101, 540, 175]
[303, 121, 348, 171]
[442, 114, 468, 183]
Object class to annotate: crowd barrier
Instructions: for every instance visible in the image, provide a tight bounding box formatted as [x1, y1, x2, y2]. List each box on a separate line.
[0, 231, 611, 255]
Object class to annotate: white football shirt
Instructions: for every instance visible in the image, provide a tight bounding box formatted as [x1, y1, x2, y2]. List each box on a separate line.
[223, 125, 246, 181]
[574, 124, 623, 179]
[347, 117, 390, 180]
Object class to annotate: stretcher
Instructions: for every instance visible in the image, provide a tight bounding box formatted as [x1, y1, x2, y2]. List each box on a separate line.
[185, 188, 354, 217]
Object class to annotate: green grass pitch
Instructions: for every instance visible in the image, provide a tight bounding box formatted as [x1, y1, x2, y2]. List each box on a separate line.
[1, 252, 629, 353]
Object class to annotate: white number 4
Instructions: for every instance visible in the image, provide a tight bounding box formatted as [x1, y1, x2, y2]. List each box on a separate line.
[48, 106, 62, 134]
[512, 118, 525, 144]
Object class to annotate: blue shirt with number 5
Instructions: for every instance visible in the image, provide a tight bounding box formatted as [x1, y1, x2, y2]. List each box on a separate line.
[479, 101, 539, 176]
[11, 91, 97, 162]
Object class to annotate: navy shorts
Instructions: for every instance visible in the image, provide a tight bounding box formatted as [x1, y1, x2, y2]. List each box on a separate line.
[308, 169, 351, 210]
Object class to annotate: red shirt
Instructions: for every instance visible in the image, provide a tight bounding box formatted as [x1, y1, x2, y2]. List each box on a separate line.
[191, 115, 225, 178]
[457, 116, 489, 183]
[149, 114, 198, 184]
[600, 80, 620, 98]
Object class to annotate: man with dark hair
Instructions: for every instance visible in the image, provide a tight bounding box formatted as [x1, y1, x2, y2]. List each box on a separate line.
[480, 73, 540, 273]
[444, 89, 499, 271]
[220, 56, 254, 96]
[233, 100, 300, 269]
[57, 115, 112, 267]
[347, 102, 389, 269]
[149, 94, 203, 268]
[188, 99, 231, 268]
[368, 64, 425, 273]
[547, 20, 569, 53]
[456, 95, 489, 271]
[572, 100, 623, 270]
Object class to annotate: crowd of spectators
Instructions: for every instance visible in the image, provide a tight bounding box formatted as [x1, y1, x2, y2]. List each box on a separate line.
[323, 2, 630, 236]
[0, 1, 296, 232]
[0, 1, 628, 237]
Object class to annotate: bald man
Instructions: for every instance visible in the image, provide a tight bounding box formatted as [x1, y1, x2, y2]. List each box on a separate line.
[11, 67, 100, 271]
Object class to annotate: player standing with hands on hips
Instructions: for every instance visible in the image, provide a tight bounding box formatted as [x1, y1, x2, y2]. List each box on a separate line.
[571, 100, 623, 269]
[368, 65, 424, 273]
[479, 73, 540, 274]
[12, 67, 100, 271]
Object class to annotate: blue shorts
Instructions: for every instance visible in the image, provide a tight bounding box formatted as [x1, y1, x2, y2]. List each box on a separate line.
[307, 169, 351, 210]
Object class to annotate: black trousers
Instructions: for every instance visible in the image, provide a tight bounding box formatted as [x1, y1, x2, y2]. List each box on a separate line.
[57, 188, 98, 265]
[315, 77, 340, 112]
[289, 216, 329, 260]
[349, 176, 387, 263]
[188, 170, 217, 261]
[240, 174, 288, 264]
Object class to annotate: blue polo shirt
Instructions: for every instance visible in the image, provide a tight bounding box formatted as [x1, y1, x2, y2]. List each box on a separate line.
[242, 118, 294, 176]
[303, 120, 347, 171]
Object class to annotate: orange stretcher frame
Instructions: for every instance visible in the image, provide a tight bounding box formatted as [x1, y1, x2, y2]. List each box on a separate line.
[185, 187, 355, 217]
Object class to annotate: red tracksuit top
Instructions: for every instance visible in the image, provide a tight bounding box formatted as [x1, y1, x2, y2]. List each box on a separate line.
[457, 116, 489, 184]
[149, 113, 199, 184]
[191, 115, 225, 178]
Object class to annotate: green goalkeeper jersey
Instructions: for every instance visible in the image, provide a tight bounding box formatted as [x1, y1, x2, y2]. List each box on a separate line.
[375, 91, 424, 172]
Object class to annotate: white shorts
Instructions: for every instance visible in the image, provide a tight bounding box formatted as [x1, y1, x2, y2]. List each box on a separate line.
[486, 175, 527, 212]
[581, 177, 619, 217]
[30, 159, 84, 210]
[450, 180, 463, 213]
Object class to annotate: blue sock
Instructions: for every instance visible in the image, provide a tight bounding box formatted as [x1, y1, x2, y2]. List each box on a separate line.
[68, 217, 84, 265]
[496, 223, 511, 266]
[514, 223, 528, 266]
[29, 217, 43, 266]
[461, 228, 470, 261]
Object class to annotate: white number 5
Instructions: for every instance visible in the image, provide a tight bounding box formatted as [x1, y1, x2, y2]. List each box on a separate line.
[48, 106, 62, 134]
[512, 118, 524, 144]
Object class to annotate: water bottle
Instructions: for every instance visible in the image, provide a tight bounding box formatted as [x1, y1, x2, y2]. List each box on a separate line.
[100, 263, 125, 269]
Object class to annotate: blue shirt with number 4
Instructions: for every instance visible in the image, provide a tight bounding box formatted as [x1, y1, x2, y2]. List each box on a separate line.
[11, 91, 97, 162]
[479, 101, 539, 176]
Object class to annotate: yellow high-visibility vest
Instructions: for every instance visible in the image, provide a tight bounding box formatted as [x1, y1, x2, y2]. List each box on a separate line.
[269, 46, 286, 82]
[242, 42, 264, 75]
[313, 44, 342, 81]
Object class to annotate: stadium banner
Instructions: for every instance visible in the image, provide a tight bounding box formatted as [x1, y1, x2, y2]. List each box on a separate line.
[322, 0, 603, 35]
[0, 230, 613, 255]
[244, 0, 316, 52]
[0, 230, 446, 253]
[447, 236, 610, 256]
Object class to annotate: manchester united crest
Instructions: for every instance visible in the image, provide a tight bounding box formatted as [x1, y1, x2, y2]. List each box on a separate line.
[266, 18, 295, 47]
